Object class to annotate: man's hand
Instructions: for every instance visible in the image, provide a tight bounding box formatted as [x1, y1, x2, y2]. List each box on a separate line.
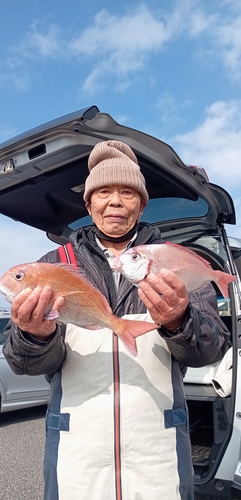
[138, 268, 189, 331]
[11, 286, 65, 340]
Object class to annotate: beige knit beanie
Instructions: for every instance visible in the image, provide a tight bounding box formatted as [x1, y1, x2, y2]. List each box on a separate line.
[83, 140, 149, 202]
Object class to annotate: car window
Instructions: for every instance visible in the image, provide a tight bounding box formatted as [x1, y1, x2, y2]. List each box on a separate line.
[69, 196, 209, 231]
[140, 197, 208, 224]
[0, 318, 10, 345]
[217, 298, 231, 316]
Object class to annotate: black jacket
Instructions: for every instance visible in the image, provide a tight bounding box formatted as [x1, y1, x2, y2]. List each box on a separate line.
[2, 222, 231, 500]
[3, 222, 230, 376]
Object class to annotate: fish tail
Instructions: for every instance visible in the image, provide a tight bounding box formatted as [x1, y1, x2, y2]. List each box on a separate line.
[115, 319, 158, 357]
[215, 271, 236, 298]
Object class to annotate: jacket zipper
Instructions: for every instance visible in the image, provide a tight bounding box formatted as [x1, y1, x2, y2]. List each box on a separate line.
[113, 333, 122, 500]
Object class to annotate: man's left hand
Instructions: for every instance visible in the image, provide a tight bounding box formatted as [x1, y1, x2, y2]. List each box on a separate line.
[138, 268, 189, 331]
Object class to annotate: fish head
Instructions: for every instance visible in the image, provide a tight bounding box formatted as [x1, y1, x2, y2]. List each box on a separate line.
[111, 247, 151, 284]
[0, 263, 40, 303]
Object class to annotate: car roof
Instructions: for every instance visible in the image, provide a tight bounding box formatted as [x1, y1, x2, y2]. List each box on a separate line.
[0, 106, 236, 244]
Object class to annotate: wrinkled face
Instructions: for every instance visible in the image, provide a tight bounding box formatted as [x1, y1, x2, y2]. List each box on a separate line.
[86, 185, 146, 238]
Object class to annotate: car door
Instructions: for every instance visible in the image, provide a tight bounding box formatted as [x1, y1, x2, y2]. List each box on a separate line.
[0, 315, 49, 412]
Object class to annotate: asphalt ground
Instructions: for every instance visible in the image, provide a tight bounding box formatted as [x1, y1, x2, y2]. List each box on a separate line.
[0, 405, 239, 500]
[0, 405, 46, 500]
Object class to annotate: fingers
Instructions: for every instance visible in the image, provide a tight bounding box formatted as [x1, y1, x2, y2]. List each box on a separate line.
[139, 270, 187, 306]
[144, 269, 187, 299]
[11, 286, 64, 336]
[31, 287, 57, 322]
[11, 287, 41, 322]
[138, 270, 189, 328]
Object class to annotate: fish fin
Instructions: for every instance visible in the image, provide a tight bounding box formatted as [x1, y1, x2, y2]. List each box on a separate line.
[147, 259, 154, 274]
[44, 309, 60, 320]
[215, 271, 236, 298]
[53, 263, 92, 282]
[119, 334, 138, 357]
[116, 319, 158, 357]
[165, 242, 213, 269]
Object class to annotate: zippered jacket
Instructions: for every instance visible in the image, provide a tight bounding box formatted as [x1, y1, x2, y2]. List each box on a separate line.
[3, 223, 230, 500]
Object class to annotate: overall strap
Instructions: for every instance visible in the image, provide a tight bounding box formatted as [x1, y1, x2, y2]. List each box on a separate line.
[58, 242, 77, 267]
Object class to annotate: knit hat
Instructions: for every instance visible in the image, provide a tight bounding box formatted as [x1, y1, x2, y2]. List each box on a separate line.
[83, 140, 149, 202]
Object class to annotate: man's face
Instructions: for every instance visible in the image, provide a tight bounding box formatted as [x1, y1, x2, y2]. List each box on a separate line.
[86, 185, 146, 238]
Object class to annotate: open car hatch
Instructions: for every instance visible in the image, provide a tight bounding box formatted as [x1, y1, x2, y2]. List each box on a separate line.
[0, 106, 235, 243]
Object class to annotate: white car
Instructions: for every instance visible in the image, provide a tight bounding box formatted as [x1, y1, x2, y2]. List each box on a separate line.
[0, 309, 49, 412]
[0, 106, 241, 497]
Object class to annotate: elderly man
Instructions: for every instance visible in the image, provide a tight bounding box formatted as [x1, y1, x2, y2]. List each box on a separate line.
[3, 140, 230, 500]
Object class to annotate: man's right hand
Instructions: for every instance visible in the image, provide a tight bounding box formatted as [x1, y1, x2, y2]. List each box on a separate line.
[11, 285, 65, 340]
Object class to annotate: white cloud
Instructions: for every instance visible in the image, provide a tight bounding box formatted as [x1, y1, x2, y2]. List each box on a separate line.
[227, 194, 241, 238]
[0, 22, 65, 90]
[70, 7, 169, 56]
[1, 1, 241, 92]
[71, 2, 219, 94]
[214, 17, 241, 79]
[68, 1, 241, 93]
[74, 1, 241, 89]
[172, 100, 241, 186]
[0, 3, 216, 94]
[15, 23, 63, 59]
[156, 92, 193, 128]
[71, 5, 172, 94]
[171, 99, 241, 236]
[187, 0, 241, 81]
[0, 69, 30, 91]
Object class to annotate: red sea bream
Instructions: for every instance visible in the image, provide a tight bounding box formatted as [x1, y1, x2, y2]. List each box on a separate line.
[111, 243, 236, 298]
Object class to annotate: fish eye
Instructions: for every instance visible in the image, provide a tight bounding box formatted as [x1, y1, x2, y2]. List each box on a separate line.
[131, 253, 139, 261]
[14, 271, 24, 281]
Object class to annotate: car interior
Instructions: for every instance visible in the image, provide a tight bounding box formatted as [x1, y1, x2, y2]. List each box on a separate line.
[182, 243, 234, 484]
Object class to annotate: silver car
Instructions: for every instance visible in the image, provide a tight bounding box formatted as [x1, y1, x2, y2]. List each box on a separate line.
[0, 309, 49, 412]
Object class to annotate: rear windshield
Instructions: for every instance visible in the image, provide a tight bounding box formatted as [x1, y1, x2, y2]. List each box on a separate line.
[69, 197, 209, 231]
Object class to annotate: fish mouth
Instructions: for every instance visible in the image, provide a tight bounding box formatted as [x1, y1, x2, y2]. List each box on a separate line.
[0, 283, 15, 303]
[110, 259, 140, 287]
[110, 257, 123, 271]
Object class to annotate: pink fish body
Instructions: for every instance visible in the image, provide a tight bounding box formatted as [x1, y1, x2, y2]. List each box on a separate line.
[112, 243, 236, 298]
[0, 262, 158, 356]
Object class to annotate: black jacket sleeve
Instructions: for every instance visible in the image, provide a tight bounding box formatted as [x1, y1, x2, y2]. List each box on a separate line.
[159, 283, 230, 367]
[3, 321, 66, 376]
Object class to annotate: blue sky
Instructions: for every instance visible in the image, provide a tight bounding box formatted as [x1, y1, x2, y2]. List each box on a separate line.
[0, 0, 241, 306]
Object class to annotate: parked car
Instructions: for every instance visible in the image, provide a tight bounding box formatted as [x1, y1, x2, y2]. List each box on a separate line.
[0, 106, 241, 497]
[0, 309, 49, 412]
